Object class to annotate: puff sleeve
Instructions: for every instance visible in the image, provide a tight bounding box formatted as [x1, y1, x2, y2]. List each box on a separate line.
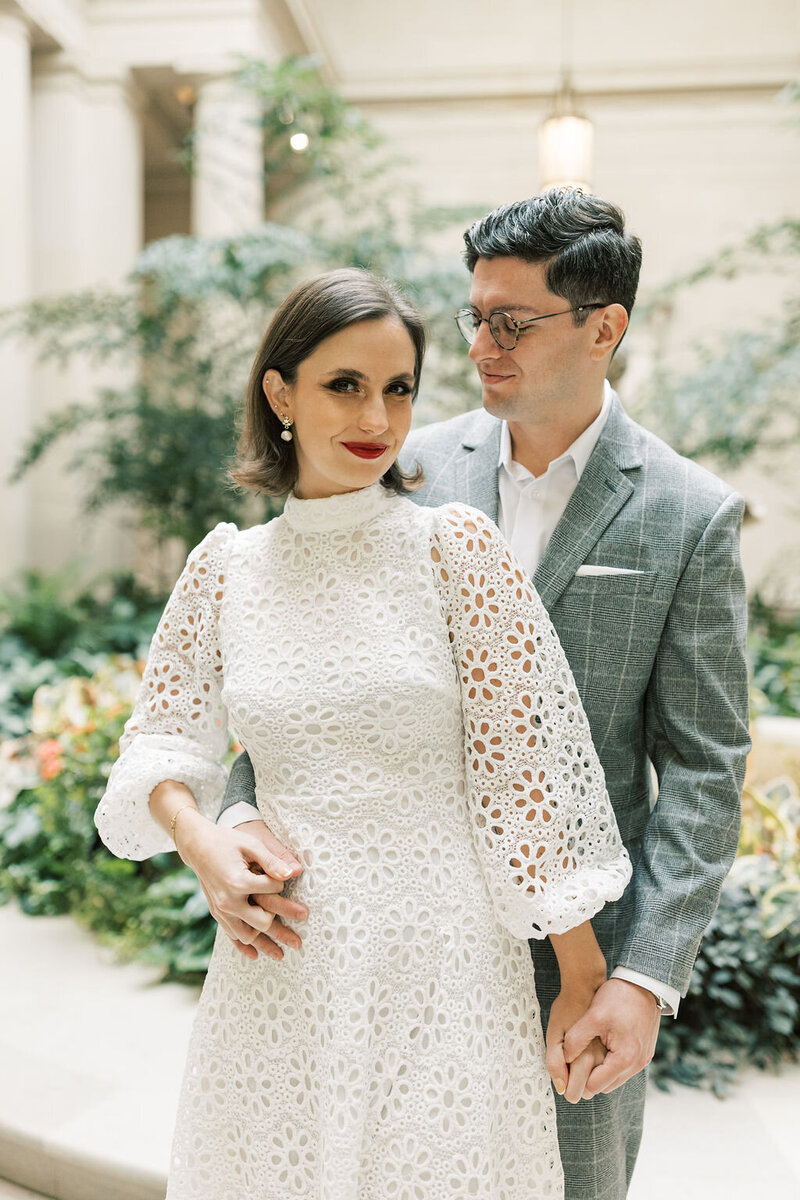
[431, 505, 631, 939]
[94, 523, 236, 860]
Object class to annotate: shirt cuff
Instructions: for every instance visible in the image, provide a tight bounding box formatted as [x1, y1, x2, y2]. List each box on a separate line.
[217, 800, 262, 829]
[611, 967, 680, 1018]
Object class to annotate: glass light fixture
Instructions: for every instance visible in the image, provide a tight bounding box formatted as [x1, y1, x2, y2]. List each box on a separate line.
[289, 131, 310, 153]
[539, 103, 593, 190]
[538, 0, 594, 191]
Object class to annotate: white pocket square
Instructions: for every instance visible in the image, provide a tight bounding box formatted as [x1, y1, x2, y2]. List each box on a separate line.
[575, 565, 646, 576]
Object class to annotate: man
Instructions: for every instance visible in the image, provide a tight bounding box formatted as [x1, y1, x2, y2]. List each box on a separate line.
[214, 190, 751, 1198]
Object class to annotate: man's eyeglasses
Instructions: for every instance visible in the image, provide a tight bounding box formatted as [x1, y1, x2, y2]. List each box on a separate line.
[454, 303, 605, 351]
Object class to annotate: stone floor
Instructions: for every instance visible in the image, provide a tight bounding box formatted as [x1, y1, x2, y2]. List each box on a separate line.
[0, 1183, 44, 1199]
[1, 902, 798, 1200]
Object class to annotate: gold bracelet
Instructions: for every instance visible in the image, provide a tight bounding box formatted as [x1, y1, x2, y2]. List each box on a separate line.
[169, 804, 197, 843]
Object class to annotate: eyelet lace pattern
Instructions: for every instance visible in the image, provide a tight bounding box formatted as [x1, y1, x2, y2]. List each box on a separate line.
[96, 484, 630, 1200]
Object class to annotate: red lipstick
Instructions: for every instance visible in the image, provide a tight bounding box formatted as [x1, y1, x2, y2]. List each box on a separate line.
[342, 442, 388, 459]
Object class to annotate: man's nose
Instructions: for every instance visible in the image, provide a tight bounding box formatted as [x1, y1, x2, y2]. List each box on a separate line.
[468, 319, 501, 363]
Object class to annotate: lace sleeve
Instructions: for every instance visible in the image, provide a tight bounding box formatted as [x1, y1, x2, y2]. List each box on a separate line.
[431, 505, 631, 940]
[94, 522, 236, 860]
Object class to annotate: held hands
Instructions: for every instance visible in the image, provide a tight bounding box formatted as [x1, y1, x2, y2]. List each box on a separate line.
[545, 983, 607, 1104]
[174, 811, 307, 961]
[546, 978, 661, 1103]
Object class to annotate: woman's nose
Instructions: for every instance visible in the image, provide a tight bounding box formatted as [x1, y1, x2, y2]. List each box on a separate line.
[358, 395, 389, 433]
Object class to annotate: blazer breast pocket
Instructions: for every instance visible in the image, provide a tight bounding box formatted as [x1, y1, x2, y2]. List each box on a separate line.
[568, 569, 659, 596]
[555, 570, 665, 707]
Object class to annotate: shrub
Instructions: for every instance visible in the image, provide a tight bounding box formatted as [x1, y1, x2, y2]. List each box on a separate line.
[0, 571, 165, 738]
[0, 662, 218, 983]
[652, 777, 800, 1094]
[748, 595, 800, 718]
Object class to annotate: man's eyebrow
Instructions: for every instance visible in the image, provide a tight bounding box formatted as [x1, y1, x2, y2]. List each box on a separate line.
[468, 303, 540, 316]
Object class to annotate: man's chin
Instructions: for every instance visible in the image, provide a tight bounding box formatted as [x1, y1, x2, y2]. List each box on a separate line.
[481, 388, 515, 420]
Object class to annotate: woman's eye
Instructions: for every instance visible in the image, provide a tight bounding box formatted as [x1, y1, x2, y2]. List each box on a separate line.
[327, 378, 359, 393]
[386, 383, 412, 397]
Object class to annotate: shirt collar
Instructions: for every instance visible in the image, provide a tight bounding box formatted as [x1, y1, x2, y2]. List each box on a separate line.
[498, 380, 613, 481]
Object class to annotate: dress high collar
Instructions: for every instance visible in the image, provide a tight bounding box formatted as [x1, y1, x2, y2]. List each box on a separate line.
[282, 482, 397, 533]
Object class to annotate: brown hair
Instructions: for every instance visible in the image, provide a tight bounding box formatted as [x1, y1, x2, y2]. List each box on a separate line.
[230, 268, 426, 497]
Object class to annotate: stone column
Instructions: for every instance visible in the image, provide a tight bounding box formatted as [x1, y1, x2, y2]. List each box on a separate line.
[28, 57, 144, 573]
[0, 2, 31, 576]
[192, 75, 264, 236]
[83, 70, 144, 284]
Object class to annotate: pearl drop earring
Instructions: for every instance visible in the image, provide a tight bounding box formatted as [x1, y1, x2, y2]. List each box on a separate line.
[280, 416, 294, 442]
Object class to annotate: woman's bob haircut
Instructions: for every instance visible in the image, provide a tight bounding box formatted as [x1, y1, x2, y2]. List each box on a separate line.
[230, 268, 426, 497]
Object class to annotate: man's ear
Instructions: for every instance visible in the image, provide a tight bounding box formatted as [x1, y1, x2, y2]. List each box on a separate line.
[262, 369, 291, 420]
[589, 304, 628, 362]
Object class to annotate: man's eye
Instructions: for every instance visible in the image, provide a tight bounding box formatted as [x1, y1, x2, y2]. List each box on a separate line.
[494, 314, 517, 337]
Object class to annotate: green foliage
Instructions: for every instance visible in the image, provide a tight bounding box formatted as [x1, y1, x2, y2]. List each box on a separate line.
[652, 862, 800, 1097]
[738, 776, 800, 939]
[652, 776, 800, 1094]
[0, 570, 164, 738]
[632, 219, 800, 468]
[0, 666, 216, 983]
[748, 595, 800, 718]
[3, 57, 476, 553]
[239, 54, 383, 205]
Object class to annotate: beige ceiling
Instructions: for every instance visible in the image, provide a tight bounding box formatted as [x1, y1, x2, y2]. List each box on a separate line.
[277, 0, 799, 100]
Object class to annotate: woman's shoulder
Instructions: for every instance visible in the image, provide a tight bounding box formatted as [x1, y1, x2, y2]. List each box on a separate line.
[180, 522, 239, 599]
[427, 501, 504, 553]
[185, 521, 240, 564]
[196, 520, 239, 547]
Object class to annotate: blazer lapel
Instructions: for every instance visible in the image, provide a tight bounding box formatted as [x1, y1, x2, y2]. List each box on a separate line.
[453, 412, 501, 522]
[533, 398, 643, 609]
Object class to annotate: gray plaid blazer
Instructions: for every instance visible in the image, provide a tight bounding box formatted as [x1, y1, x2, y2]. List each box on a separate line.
[399, 393, 751, 996]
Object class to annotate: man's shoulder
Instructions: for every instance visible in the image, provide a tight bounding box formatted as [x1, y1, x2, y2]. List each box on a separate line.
[402, 407, 497, 462]
[609, 403, 741, 517]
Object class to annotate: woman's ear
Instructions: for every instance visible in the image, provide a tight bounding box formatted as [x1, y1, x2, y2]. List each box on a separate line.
[262, 369, 291, 421]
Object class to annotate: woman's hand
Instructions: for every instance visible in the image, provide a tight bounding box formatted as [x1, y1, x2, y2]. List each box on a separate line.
[545, 983, 606, 1103]
[174, 810, 307, 961]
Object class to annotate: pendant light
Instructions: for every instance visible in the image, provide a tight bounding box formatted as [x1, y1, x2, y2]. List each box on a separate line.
[538, 0, 594, 191]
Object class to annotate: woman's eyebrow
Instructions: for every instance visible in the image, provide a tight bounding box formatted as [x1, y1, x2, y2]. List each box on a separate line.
[322, 367, 368, 380]
[322, 368, 415, 382]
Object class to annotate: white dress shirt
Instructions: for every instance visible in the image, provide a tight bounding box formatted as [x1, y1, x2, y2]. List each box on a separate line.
[497, 385, 611, 577]
[497, 381, 678, 1017]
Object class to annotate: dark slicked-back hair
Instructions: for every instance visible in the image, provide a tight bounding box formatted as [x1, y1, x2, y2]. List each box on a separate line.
[463, 188, 642, 324]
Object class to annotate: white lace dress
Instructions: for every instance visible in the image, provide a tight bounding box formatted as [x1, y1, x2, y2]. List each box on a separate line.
[96, 484, 631, 1200]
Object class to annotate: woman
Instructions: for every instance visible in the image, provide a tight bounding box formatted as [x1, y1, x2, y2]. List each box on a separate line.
[95, 268, 631, 1199]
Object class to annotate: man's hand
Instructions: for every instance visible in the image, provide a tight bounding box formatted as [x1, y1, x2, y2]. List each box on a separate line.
[175, 811, 306, 962]
[562, 978, 661, 1098]
[545, 984, 606, 1104]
